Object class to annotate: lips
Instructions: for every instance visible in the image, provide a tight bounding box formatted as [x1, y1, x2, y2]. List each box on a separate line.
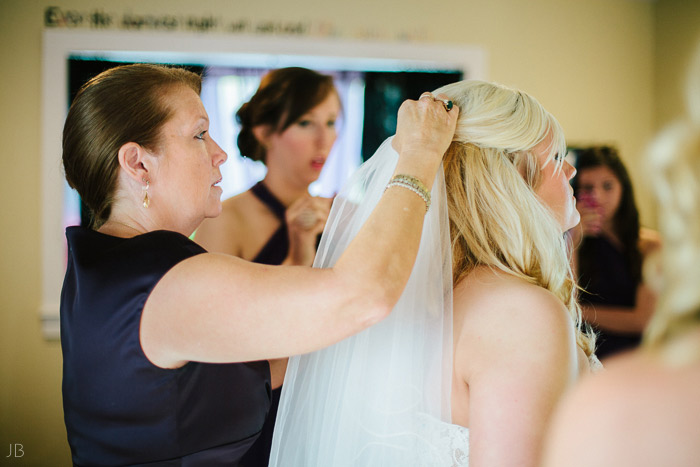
[311, 158, 326, 170]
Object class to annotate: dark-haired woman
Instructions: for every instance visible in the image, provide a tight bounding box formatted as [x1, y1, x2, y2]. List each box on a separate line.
[195, 67, 339, 465]
[571, 146, 662, 359]
[196, 67, 338, 269]
[60, 63, 458, 465]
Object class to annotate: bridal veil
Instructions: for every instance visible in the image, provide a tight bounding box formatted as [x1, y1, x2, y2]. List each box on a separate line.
[269, 137, 458, 466]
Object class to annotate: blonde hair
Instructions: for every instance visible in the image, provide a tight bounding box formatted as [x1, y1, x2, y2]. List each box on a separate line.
[433, 80, 596, 356]
[643, 45, 700, 364]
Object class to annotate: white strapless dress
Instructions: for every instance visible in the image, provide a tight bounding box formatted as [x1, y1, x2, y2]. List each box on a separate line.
[414, 353, 603, 466]
[415, 414, 470, 466]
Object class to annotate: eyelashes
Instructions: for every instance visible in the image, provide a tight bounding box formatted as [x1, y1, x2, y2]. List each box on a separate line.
[296, 118, 337, 128]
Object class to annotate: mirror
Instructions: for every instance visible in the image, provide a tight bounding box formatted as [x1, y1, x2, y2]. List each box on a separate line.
[40, 29, 486, 338]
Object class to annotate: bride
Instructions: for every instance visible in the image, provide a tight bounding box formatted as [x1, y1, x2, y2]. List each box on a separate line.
[269, 80, 599, 466]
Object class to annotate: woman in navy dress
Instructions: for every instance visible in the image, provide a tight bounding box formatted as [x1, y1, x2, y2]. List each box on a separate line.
[196, 67, 338, 467]
[570, 146, 661, 359]
[60, 63, 458, 466]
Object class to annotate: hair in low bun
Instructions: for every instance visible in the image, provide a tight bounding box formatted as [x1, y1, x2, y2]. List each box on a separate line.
[236, 103, 266, 162]
[235, 67, 336, 164]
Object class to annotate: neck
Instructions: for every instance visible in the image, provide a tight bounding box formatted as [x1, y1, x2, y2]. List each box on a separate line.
[99, 216, 148, 238]
[261, 172, 309, 207]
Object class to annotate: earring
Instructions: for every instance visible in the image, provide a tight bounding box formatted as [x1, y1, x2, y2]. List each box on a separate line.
[142, 179, 150, 208]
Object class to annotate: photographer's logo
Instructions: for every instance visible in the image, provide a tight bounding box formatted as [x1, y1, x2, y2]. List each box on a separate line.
[6, 444, 24, 458]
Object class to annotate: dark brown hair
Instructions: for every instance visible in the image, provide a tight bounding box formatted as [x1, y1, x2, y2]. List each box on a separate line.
[62, 63, 201, 227]
[236, 67, 337, 163]
[573, 145, 643, 285]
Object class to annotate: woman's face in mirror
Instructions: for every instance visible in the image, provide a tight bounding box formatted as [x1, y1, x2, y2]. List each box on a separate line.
[264, 92, 341, 187]
[576, 165, 623, 223]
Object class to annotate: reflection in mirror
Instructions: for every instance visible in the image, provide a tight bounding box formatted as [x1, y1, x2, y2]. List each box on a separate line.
[41, 30, 485, 338]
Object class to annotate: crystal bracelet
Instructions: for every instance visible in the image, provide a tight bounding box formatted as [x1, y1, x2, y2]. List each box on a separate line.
[385, 174, 431, 211]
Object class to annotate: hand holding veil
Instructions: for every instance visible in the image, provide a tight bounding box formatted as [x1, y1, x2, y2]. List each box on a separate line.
[269, 137, 467, 466]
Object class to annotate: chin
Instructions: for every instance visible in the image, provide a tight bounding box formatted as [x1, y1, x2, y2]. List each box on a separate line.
[308, 171, 323, 183]
[205, 201, 223, 219]
[206, 208, 223, 219]
[564, 213, 581, 232]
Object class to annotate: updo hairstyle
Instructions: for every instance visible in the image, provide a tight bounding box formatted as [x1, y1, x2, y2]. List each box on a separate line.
[236, 67, 336, 163]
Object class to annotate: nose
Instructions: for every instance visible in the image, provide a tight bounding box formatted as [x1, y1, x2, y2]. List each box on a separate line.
[564, 161, 576, 180]
[209, 138, 228, 166]
[318, 125, 337, 150]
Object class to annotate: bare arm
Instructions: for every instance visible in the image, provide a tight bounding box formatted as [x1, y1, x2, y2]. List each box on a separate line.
[196, 193, 331, 387]
[581, 283, 657, 333]
[141, 96, 459, 368]
[455, 274, 579, 467]
[281, 194, 333, 266]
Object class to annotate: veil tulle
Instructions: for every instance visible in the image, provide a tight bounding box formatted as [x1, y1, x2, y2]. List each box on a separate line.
[268, 137, 458, 466]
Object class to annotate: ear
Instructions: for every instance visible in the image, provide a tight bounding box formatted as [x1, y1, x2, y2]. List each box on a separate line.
[252, 124, 273, 148]
[117, 142, 151, 183]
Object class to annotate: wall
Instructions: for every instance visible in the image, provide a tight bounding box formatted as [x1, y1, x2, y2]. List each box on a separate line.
[0, 0, 692, 463]
[655, 0, 700, 129]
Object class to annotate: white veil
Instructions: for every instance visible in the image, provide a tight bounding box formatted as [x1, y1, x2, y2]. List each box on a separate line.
[268, 137, 458, 466]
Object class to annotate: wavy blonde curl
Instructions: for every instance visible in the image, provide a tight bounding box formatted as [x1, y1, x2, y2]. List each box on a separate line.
[433, 80, 596, 356]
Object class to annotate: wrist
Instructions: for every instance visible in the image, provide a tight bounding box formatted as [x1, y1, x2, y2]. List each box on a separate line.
[284, 239, 316, 266]
[393, 156, 440, 191]
[385, 174, 431, 212]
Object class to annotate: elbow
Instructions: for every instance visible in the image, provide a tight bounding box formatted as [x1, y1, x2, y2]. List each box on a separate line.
[331, 268, 400, 335]
[361, 298, 393, 329]
[355, 270, 411, 329]
[349, 286, 395, 332]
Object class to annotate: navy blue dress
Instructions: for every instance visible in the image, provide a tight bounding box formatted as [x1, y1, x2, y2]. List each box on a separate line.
[238, 182, 289, 467]
[61, 226, 271, 466]
[578, 235, 641, 359]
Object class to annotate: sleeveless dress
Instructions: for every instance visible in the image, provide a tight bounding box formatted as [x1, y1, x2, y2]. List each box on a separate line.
[578, 235, 640, 359]
[61, 226, 271, 466]
[238, 182, 292, 466]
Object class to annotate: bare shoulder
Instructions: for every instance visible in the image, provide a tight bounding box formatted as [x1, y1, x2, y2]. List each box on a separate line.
[556, 352, 657, 411]
[543, 347, 700, 467]
[575, 345, 700, 416]
[454, 267, 572, 337]
[223, 190, 261, 219]
[453, 267, 576, 373]
[639, 227, 662, 256]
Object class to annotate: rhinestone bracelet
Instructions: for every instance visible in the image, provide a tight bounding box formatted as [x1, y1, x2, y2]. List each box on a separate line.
[385, 174, 431, 211]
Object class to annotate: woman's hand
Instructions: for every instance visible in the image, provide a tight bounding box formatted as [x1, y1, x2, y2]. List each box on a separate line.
[392, 92, 459, 188]
[576, 194, 603, 237]
[284, 194, 333, 266]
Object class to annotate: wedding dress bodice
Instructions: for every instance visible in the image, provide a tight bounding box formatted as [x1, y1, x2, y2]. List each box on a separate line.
[415, 415, 469, 466]
[421, 352, 602, 466]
